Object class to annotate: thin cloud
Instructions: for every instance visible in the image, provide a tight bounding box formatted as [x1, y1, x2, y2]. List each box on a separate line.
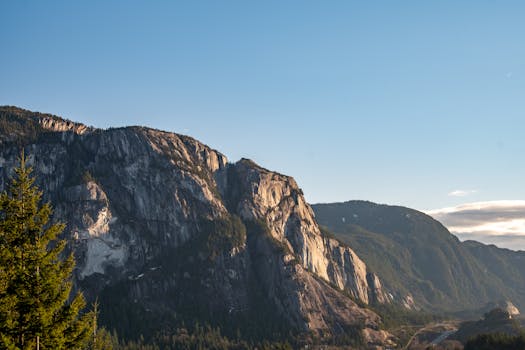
[427, 200, 525, 251]
[448, 189, 477, 197]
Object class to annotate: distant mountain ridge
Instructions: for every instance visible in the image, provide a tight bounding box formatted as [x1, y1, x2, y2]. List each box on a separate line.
[312, 200, 525, 314]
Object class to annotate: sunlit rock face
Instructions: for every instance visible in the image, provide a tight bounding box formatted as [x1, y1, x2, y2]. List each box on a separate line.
[222, 159, 387, 305]
[0, 106, 393, 345]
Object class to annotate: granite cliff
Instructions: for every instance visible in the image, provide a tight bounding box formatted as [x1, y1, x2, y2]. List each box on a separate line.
[0, 107, 394, 347]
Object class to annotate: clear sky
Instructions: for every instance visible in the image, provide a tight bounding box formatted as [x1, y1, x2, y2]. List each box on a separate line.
[1, 1, 524, 213]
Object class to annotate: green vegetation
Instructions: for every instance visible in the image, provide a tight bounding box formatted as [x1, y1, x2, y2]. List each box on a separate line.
[112, 324, 294, 350]
[464, 332, 525, 350]
[366, 303, 443, 348]
[0, 107, 45, 145]
[371, 303, 442, 330]
[202, 215, 247, 259]
[244, 219, 291, 256]
[318, 225, 340, 242]
[0, 153, 94, 349]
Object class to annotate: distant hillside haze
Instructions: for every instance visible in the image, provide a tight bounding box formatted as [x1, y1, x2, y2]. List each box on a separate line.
[312, 201, 525, 314]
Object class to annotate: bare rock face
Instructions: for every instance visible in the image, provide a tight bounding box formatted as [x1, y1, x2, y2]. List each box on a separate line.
[223, 159, 389, 305]
[402, 294, 418, 310]
[484, 300, 521, 318]
[0, 107, 393, 347]
[502, 301, 520, 318]
[38, 115, 95, 134]
[367, 272, 393, 304]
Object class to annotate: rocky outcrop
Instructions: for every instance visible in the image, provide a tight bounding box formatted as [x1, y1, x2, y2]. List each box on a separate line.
[38, 115, 95, 134]
[483, 300, 520, 319]
[0, 107, 393, 347]
[367, 272, 393, 304]
[222, 159, 389, 305]
[501, 301, 520, 318]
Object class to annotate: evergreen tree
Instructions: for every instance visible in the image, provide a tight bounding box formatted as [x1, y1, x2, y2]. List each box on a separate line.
[84, 301, 114, 350]
[0, 152, 93, 349]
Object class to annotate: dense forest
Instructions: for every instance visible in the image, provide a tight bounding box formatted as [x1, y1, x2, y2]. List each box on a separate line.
[464, 332, 525, 350]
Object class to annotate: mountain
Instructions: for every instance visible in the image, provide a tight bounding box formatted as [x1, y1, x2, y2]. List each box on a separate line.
[312, 200, 525, 314]
[0, 107, 395, 347]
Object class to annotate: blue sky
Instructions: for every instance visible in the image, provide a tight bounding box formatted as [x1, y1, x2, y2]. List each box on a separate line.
[1, 1, 524, 213]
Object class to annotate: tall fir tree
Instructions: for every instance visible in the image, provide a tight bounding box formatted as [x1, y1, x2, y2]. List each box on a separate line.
[0, 152, 93, 349]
